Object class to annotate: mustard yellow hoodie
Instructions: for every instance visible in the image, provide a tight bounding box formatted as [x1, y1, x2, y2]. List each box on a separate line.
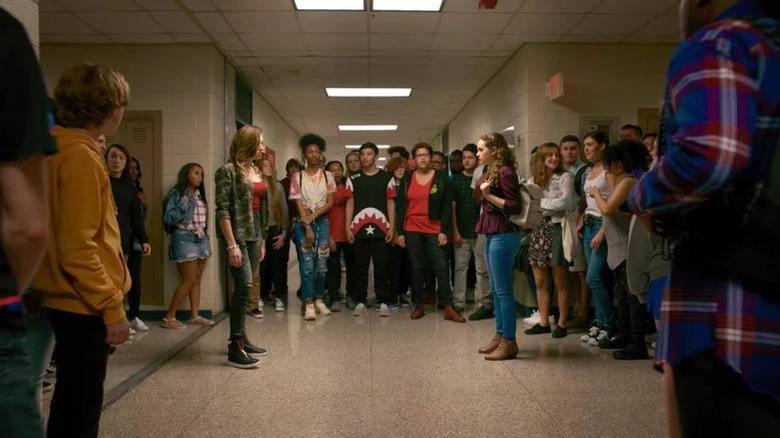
[33, 126, 130, 325]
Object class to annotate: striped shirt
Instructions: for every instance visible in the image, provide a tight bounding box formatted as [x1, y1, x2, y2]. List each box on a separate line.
[178, 193, 207, 235]
[628, 1, 780, 403]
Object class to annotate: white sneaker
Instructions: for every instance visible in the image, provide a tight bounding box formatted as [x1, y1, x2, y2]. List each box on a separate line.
[275, 298, 285, 312]
[523, 310, 541, 326]
[379, 303, 390, 317]
[304, 303, 316, 321]
[588, 330, 609, 347]
[352, 302, 366, 316]
[314, 299, 331, 315]
[581, 326, 599, 342]
[129, 326, 137, 336]
[130, 317, 149, 332]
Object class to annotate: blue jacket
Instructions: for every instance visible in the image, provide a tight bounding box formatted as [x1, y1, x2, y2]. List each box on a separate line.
[163, 189, 208, 232]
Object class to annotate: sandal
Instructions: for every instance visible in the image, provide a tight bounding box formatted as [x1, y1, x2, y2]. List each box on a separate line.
[188, 316, 215, 326]
[161, 317, 186, 330]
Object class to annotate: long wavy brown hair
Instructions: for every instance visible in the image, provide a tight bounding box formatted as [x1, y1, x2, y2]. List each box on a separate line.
[257, 155, 281, 225]
[480, 133, 516, 188]
[530, 142, 565, 188]
[230, 125, 263, 181]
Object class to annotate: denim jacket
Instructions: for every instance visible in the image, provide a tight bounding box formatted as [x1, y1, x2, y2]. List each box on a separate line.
[163, 188, 208, 233]
[215, 162, 269, 242]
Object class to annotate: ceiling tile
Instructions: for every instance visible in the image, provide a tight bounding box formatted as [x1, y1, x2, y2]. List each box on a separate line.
[438, 12, 512, 33]
[40, 12, 96, 34]
[369, 12, 440, 33]
[76, 12, 165, 33]
[444, 0, 526, 13]
[54, 0, 139, 11]
[135, 0, 179, 10]
[370, 34, 435, 50]
[216, 0, 293, 11]
[223, 12, 299, 33]
[633, 14, 679, 36]
[193, 12, 233, 33]
[622, 34, 681, 44]
[226, 50, 252, 57]
[491, 33, 559, 50]
[297, 11, 367, 33]
[172, 33, 213, 43]
[250, 49, 312, 57]
[505, 13, 584, 34]
[304, 33, 368, 51]
[213, 33, 248, 51]
[433, 33, 497, 51]
[39, 0, 63, 12]
[40, 34, 111, 43]
[560, 34, 624, 43]
[109, 34, 176, 43]
[150, 12, 203, 33]
[181, 0, 215, 11]
[593, 0, 678, 14]
[568, 14, 653, 35]
[518, 0, 601, 13]
[240, 33, 308, 50]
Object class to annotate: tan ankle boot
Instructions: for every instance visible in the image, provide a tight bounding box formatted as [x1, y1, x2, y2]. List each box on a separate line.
[478, 333, 502, 354]
[485, 338, 519, 361]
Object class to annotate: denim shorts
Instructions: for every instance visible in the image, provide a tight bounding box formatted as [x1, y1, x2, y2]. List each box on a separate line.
[169, 229, 212, 263]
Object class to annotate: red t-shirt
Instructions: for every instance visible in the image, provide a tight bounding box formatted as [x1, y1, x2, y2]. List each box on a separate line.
[252, 181, 266, 212]
[404, 173, 441, 234]
[328, 184, 349, 243]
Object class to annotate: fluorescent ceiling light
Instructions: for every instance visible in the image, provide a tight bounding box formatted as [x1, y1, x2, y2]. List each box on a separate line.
[326, 88, 412, 97]
[378, 157, 387, 161]
[372, 0, 444, 11]
[294, 0, 364, 10]
[503, 126, 515, 131]
[339, 125, 397, 131]
[346, 145, 390, 149]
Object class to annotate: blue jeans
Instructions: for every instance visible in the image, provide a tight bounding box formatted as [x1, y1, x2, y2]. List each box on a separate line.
[293, 215, 329, 300]
[484, 232, 521, 340]
[24, 303, 54, 416]
[583, 219, 614, 327]
[0, 321, 44, 438]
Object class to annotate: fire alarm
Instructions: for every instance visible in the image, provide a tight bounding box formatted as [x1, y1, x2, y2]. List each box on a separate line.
[479, 0, 497, 10]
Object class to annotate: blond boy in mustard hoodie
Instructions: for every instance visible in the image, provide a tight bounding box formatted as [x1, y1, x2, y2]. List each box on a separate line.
[32, 63, 130, 438]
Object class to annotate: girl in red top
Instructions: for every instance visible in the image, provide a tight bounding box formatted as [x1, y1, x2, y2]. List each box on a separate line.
[325, 160, 354, 312]
[396, 143, 465, 323]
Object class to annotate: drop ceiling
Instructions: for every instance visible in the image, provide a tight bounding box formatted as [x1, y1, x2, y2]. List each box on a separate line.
[39, 0, 680, 148]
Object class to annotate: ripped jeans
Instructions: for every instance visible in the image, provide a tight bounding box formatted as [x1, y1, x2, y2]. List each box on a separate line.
[293, 215, 329, 301]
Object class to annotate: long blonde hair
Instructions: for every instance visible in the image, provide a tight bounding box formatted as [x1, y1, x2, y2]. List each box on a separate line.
[531, 143, 565, 188]
[257, 156, 281, 224]
[481, 133, 516, 187]
[230, 125, 262, 181]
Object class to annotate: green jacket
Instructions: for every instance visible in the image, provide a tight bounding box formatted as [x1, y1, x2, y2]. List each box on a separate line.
[215, 162, 268, 242]
[395, 169, 452, 236]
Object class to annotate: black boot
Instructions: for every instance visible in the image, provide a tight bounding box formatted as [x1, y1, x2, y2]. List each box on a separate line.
[241, 333, 267, 358]
[598, 333, 629, 349]
[613, 335, 650, 360]
[227, 337, 260, 369]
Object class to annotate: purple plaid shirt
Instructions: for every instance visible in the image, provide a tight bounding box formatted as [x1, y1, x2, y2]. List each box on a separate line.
[628, 1, 780, 403]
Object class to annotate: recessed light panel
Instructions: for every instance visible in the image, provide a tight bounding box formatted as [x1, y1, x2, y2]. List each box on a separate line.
[372, 0, 443, 11]
[294, 0, 364, 11]
[339, 125, 397, 131]
[326, 88, 412, 97]
[346, 145, 391, 148]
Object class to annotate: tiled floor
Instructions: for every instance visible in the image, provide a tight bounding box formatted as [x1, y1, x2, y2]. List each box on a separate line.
[94, 264, 666, 438]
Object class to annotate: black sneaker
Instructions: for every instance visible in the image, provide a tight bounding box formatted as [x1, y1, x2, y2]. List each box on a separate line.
[552, 326, 568, 339]
[228, 340, 259, 369]
[248, 308, 263, 319]
[242, 338, 267, 358]
[524, 324, 552, 335]
[468, 306, 494, 321]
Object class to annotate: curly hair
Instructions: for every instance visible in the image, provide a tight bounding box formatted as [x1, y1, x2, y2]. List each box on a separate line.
[530, 143, 565, 188]
[53, 63, 129, 128]
[385, 156, 408, 175]
[480, 133, 516, 188]
[299, 133, 326, 152]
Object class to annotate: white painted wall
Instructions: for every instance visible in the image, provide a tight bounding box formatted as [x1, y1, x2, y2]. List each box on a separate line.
[251, 91, 300, 177]
[446, 43, 676, 177]
[40, 44, 228, 315]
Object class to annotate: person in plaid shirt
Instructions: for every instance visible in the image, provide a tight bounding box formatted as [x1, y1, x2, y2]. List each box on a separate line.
[628, 0, 780, 434]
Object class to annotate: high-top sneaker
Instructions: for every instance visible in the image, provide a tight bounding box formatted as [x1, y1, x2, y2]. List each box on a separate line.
[227, 338, 259, 369]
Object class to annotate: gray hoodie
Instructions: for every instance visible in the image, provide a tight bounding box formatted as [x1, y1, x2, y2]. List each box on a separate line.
[626, 216, 669, 303]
